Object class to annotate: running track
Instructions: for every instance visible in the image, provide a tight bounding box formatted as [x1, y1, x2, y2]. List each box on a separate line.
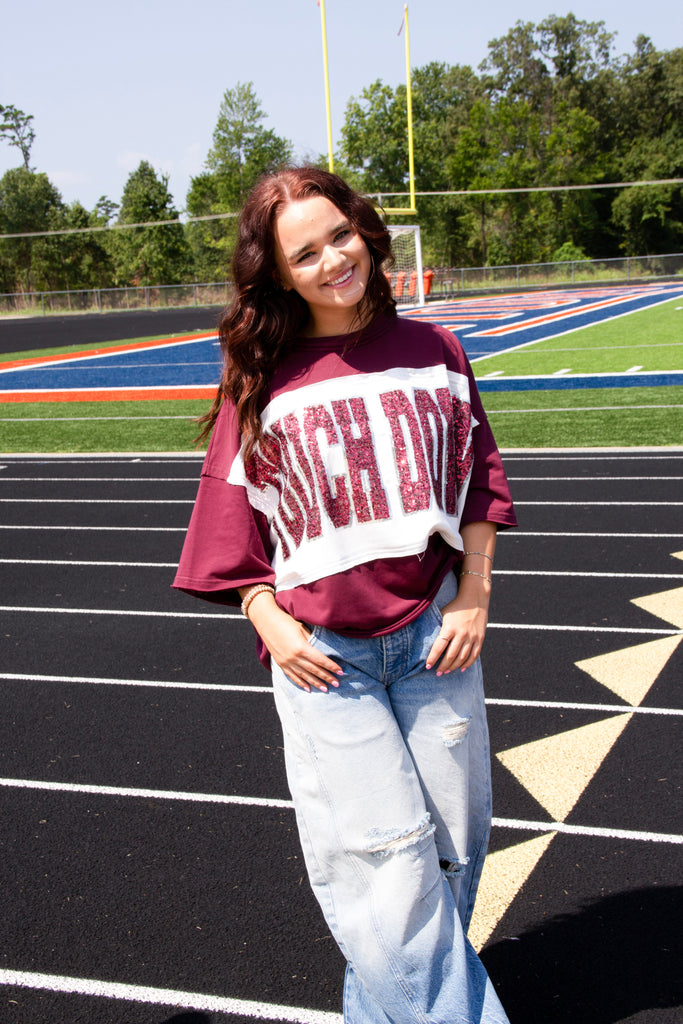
[0, 451, 681, 1023]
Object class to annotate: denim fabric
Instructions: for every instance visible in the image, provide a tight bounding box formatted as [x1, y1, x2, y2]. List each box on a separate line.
[271, 574, 509, 1024]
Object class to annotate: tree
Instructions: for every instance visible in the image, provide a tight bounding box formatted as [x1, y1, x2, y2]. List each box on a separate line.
[0, 104, 35, 170]
[205, 81, 291, 207]
[185, 82, 291, 280]
[110, 161, 191, 286]
[0, 167, 64, 291]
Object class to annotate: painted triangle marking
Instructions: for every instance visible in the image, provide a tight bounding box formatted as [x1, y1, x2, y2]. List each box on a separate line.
[496, 714, 632, 822]
[631, 585, 683, 629]
[575, 634, 683, 705]
[468, 831, 556, 951]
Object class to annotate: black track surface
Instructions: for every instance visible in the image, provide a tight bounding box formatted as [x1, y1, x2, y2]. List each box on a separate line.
[1, 451, 682, 1024]
[0, 307, 222, 355]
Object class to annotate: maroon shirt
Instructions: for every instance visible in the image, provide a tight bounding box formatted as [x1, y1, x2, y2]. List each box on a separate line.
[174, 313, 517, 667]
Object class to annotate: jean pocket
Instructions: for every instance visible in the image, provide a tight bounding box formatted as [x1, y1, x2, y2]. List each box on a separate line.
[304, 623, 321, 647]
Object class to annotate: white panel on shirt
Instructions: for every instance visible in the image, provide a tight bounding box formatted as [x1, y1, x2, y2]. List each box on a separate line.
[228, 365, 478, 591]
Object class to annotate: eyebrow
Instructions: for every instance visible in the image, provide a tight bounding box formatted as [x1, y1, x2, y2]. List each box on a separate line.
[286, 220, 351, 263]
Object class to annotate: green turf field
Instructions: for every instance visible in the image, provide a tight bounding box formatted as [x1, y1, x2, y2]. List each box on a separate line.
[1, 301, 681, 451]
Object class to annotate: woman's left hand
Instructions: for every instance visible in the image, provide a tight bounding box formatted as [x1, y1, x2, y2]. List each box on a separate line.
[425, 576, 491, 674]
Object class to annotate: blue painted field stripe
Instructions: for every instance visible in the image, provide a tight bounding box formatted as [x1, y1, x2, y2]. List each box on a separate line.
[476, 371, 683, 391]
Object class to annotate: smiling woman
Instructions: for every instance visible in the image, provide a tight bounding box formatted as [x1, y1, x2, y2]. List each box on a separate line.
[174, 166, 517, 1024]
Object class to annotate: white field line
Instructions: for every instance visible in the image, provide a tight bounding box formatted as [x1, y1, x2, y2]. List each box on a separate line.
[0, 776, 679, 844]
[0, 605, 679, 635]
[2, 672, 681, 717]
[0, 970, 343, 1024]
[0, 415, 198, 421]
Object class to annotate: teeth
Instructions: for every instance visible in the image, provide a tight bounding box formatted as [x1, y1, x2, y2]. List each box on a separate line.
[329, 268, 353, 286]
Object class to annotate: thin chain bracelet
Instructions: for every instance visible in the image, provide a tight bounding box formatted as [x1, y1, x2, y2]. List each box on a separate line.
[463, 550, 494, 563]
[460, 569, 493, 584]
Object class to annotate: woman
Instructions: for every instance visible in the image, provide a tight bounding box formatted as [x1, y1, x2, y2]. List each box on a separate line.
[174, 166, 516, 1023]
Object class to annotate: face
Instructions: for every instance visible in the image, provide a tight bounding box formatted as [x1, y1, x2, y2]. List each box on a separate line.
[274, 195, 372, 336]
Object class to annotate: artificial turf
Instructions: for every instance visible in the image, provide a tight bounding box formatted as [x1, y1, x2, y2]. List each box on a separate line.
[1, 302, 681, 452]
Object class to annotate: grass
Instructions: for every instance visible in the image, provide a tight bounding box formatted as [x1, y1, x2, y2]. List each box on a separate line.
[1, 299, 682, 451]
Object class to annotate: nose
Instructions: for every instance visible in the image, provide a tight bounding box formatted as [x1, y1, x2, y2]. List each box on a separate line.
[322, 244, 345, 271]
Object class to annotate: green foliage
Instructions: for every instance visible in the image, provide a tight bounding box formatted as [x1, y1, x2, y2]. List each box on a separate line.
[184, 81, 291, 281]
[109, 161, 191, 286]
[0, 104, 35, 170]
[0, 166, 65, 291]
[340, 17, 682, 267]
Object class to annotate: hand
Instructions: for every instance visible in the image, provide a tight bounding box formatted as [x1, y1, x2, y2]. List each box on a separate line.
[425, 577, 490, 674]
[246, 591, 343, 693]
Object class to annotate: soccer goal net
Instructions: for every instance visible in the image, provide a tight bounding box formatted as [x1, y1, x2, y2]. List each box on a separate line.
[387, 224, 425, 307]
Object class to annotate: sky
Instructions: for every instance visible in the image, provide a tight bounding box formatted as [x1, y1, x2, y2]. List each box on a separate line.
[1, 0, 680, 215]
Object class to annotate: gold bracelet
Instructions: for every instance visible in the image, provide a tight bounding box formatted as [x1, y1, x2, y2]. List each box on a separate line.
[460, 569, 493, 584]
[241, 583, 275, 617]
[463, 550, 493, 563]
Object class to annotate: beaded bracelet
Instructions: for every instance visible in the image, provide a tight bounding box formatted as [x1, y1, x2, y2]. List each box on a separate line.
[241, 583, 275, 618]
[460, 569, 493, 584]
[463, 550, 494, 563]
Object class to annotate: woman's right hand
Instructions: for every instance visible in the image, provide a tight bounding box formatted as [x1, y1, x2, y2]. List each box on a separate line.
[245, 590, 343, 693]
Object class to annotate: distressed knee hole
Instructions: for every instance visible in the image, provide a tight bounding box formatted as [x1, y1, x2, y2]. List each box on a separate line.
[365, 813, 435, 859]
[442, 716, 471, 747]
[439, 856, 470, 877]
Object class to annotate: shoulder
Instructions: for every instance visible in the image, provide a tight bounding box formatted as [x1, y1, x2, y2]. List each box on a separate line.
[375, 313, 469, 368]
[201, 399, 243, 480]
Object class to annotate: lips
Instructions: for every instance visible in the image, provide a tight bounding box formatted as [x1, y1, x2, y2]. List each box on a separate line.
[326, 267, 354, 288]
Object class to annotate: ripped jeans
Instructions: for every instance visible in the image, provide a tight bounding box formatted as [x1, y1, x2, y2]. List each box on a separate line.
[271, 574, 509, 1024]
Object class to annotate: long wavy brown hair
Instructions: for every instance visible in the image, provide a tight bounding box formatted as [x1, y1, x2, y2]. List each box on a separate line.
[196, 166, 396, 452]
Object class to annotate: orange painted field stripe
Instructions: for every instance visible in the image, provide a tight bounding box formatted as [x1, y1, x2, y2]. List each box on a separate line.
[1, 331, 217, 371]
[2, 387, 216, 403]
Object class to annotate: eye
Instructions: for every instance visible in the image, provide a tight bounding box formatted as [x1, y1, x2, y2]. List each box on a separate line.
[334, 228, 351, 243]
[296, 250, 314, 264]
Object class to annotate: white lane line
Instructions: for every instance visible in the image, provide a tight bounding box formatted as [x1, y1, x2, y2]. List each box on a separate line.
[2, 560, 682, 580]
[0, 525, 185, 531]
[503, 532, 683, 538]
[0, 969, 342, 1024]
[0, 476, 199, 481]
[491, 817, 683, 845]
[0, 672, 271, 693]
[495, 570, 683, 579]
[0, 558, 177, 568]
[0, 498, 193, 504]
[0, 606, 679, 634]
[513, 500, 683, 506]
[0, 777, 292, 808]
[0, 605, 241, 619]
[506, 476, 683, 481]
[2, 672, 680, 716]
[0, 777, 679, 844]
[2, 527, 682, 538]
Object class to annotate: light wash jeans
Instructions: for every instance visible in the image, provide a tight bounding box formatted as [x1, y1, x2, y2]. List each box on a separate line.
[271, 574, 509, 1024]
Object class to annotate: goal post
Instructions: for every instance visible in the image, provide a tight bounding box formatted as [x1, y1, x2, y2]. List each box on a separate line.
[388, 224, 425, 307]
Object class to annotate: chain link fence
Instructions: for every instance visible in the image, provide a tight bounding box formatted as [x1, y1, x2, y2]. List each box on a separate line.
[1, 253, 682, 315]
[427, 253, 683, 299]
